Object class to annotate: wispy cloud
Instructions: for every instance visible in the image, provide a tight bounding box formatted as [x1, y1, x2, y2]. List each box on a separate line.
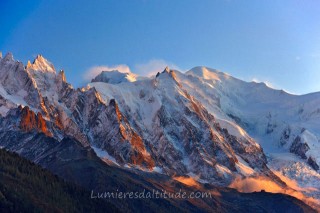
[83, 64, 131, 81]
[134, 59, 180, 77]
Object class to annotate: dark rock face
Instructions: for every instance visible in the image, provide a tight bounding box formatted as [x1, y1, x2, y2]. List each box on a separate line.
[290, 136, 310, 159]
[280, 126, 291, 146]
[288, 131, 319, 172]
[19, 106, 52, 137]
[308, 157, 319, 171]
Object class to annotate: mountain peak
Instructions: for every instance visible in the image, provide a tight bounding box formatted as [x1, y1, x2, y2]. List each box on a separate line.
[58, 70, 66, 82]
[26, 60, 32, 69]
[154, 67, 182, 88]
[28, 54, 55, 73]
[187, 66, 230, 81]
[158, 66, 176, 79]
[155, 67, 171, 78]
[3, 52, 14, 61]
[163, 66, 170, 73]
[91, 70, 137, 84]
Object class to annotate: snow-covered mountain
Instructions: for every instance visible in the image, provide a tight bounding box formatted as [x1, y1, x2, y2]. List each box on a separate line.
[91, 70, 138, 84]
[86, 67, 275, 184]
[181, 66, 320, 192]
[0, 53, 319, 209]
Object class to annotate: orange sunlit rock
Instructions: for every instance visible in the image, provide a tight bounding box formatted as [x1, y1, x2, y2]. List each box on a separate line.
[174, 176, 200, 188]
[20, 106, 52, 137]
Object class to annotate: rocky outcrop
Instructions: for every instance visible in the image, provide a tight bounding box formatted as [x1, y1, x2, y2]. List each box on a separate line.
[290, 136, 310, 159]
[308, 156, 319, 171]
[19, 106, 52, 137]
[280, 126, 291, 146]
[0, 53, 43, 110]
[57, 70, 66, 83]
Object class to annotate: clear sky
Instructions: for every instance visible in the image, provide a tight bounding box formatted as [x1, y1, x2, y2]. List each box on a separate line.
[1, 0, 320, 94]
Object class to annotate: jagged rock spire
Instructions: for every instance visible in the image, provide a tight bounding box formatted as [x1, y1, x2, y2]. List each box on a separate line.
[29, 54, 55, 73]
[3, 52, 14, 61]
[26, 60, 32, 69]
[58, 70, 66, 82]
[163, 66, 170, 73]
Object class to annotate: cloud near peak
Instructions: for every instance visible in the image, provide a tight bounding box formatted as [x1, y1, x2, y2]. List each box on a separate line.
[83, 64, 131, 81]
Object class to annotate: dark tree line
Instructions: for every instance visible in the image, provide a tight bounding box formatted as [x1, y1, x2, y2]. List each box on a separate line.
[0, 148, 119, 213]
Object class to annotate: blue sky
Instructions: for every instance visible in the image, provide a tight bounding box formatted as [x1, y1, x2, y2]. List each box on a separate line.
[1, 0, 320, 94]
